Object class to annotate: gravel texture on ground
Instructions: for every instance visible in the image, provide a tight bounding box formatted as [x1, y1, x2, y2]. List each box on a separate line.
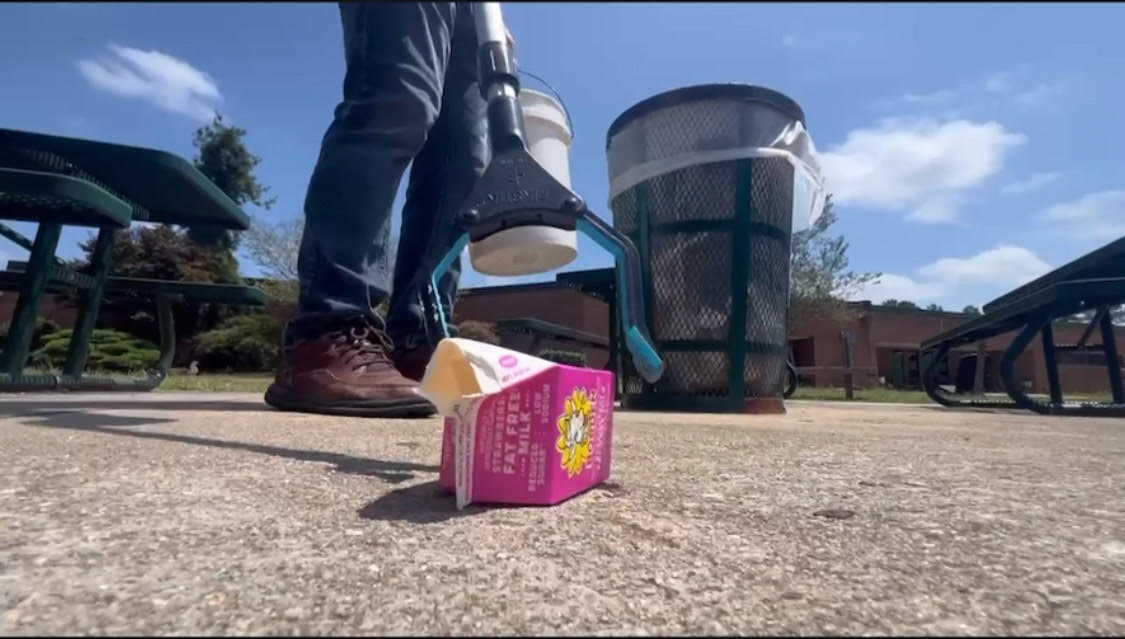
[1, 393, 1123, 635]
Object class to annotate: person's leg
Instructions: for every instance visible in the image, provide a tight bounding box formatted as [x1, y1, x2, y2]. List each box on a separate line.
[290, 2, 459, 337]
[266, 2, 461, 417]
[385, 2, 489, 377]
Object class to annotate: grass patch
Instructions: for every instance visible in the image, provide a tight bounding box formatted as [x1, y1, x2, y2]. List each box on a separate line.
[24, 367, 1115, 405]
[791, 385, 1113, 404]
[790, 386, 931, 403]
[158, 372, 273, 393]
[154, 375, 1114, 403]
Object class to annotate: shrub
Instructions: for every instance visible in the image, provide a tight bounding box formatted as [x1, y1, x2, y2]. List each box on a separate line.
[0, 318, 61, 352]
[537, 350, 586, 367]
[456, 320, 501, 345]
[32, 328, 160, 372]
[193, 313, 282, 372]
[0, 318, 63, 368]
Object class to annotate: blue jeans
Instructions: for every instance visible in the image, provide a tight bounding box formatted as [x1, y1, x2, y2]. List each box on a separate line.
[288, 2, 488, 349]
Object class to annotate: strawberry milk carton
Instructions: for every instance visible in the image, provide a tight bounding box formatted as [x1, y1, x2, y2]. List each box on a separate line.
[417, 338, 614, 509]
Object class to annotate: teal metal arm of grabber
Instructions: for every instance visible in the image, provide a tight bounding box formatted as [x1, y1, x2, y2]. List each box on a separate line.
[414, 2, 664, 384]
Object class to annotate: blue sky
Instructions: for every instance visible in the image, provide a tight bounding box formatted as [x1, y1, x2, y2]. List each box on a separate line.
[3, 2, 1124, 310]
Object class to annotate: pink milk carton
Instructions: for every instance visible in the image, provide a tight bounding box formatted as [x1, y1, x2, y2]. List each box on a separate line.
[417, 338, 614, 509]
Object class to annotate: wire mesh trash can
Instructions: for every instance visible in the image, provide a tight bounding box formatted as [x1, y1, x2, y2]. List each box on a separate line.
[606, 84, 825, 414]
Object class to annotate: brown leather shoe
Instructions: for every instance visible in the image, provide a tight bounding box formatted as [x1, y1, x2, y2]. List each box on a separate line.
[264, 321, 436, 418]
[392, 344, 435, 382]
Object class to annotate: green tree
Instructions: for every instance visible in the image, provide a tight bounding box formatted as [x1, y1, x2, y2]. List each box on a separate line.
[188, 113, 275, 257]
[881, 299, 920, 309]
[962, 305, 982, 316]
[925, 303, 944, 312]
[86, 224, 231, 283]
[73, 225, 236, 347]
[789, 195, 880, 324]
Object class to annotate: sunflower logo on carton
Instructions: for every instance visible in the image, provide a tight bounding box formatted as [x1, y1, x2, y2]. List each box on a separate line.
[556, 388, 595, 477]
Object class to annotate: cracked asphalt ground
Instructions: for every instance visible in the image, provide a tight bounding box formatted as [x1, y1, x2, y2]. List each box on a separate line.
[1, 393, 1123, 635]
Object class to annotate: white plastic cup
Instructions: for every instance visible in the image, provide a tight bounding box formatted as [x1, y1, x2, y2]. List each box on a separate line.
[468, 89, 579, 277]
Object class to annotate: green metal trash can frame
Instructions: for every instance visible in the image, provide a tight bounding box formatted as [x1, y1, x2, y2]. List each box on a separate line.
[606, 84, 825, 414]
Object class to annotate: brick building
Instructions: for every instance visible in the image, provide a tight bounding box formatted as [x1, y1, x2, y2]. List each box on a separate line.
[454, 281, 1124, 395]
[4, 281, 1122, 395]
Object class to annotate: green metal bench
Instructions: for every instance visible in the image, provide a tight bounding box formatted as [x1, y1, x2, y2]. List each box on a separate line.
[0, 128, 259, 392]
[0, 264, 266, 391]
[921, 237, 1125, 417]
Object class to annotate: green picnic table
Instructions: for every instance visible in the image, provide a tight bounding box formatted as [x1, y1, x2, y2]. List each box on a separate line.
[921, 235, 1125, 417]
[0, 128, 266, 392]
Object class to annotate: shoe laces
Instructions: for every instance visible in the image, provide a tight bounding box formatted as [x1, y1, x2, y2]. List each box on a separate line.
[329, 321, 396, 371]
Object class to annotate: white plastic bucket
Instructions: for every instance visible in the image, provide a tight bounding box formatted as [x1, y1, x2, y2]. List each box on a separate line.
[468, 88, 579, 277]
[519, 88, 573, 188]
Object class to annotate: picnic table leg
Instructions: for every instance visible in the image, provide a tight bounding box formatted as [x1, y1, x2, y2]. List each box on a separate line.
[841, 331, 856, 400]
[783, 359, 798, 399]
[63, 228, 115, 377]
[1040, 322, 1063, 406]
[1098, 310, 1125, 404]
[1000, 316, 1045, 413]
[0, 222, 62, 375]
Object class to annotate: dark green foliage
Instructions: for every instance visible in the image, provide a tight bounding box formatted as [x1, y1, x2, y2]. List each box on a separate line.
[0, 317, 60, 353]
[537, 350, 587, 367]
[193, 313, 283, 372]
[456, 320, 501, 345]
[925, 303, 944, 312]
[71, 224, 240, 347]
[32, 328, 159, 372]
[882, 299, 919, 309]
[962, 305, 982, 316]
[189, 113, 275, 253]
[790, 196, 880, 324]
[80, 224, 236, 284]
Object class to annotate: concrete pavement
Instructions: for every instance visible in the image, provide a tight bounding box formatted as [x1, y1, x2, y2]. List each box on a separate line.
[1, 393, 1123, 635]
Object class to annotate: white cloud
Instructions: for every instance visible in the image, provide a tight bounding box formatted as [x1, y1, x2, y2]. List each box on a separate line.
[1001, 172, 1059, 196]
[1013, 82, 1066, 108]
[983, 72, 1014, 94]
[76, 43, 220, 122]
[852, 245, 1051, 305]
[817, 118, 1026, 223]
[900, 89, 957, 105]
[878, 71, 1065, 117]
[1040, 190, 1125, 222]
[982, 70, 1065, 108]
[1038, 190, 1125, 240]
[916, 245, 1051, 284]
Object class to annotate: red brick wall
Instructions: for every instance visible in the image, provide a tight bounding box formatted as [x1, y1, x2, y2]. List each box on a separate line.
[8, 284, 1123, 395]
[265, 290, 612, 369]
[454, 285, 610, 369]
[0, 291, 79, 329]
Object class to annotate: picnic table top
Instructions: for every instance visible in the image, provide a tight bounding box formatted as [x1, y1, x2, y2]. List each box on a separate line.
[923, 277, 1125, 350]
[984, 235, 1125, 313]
[0, 128, 250, 231]
[0, 167, 132, 229]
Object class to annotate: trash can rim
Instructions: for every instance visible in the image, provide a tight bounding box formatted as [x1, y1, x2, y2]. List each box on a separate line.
[606, 84, 806, 147]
